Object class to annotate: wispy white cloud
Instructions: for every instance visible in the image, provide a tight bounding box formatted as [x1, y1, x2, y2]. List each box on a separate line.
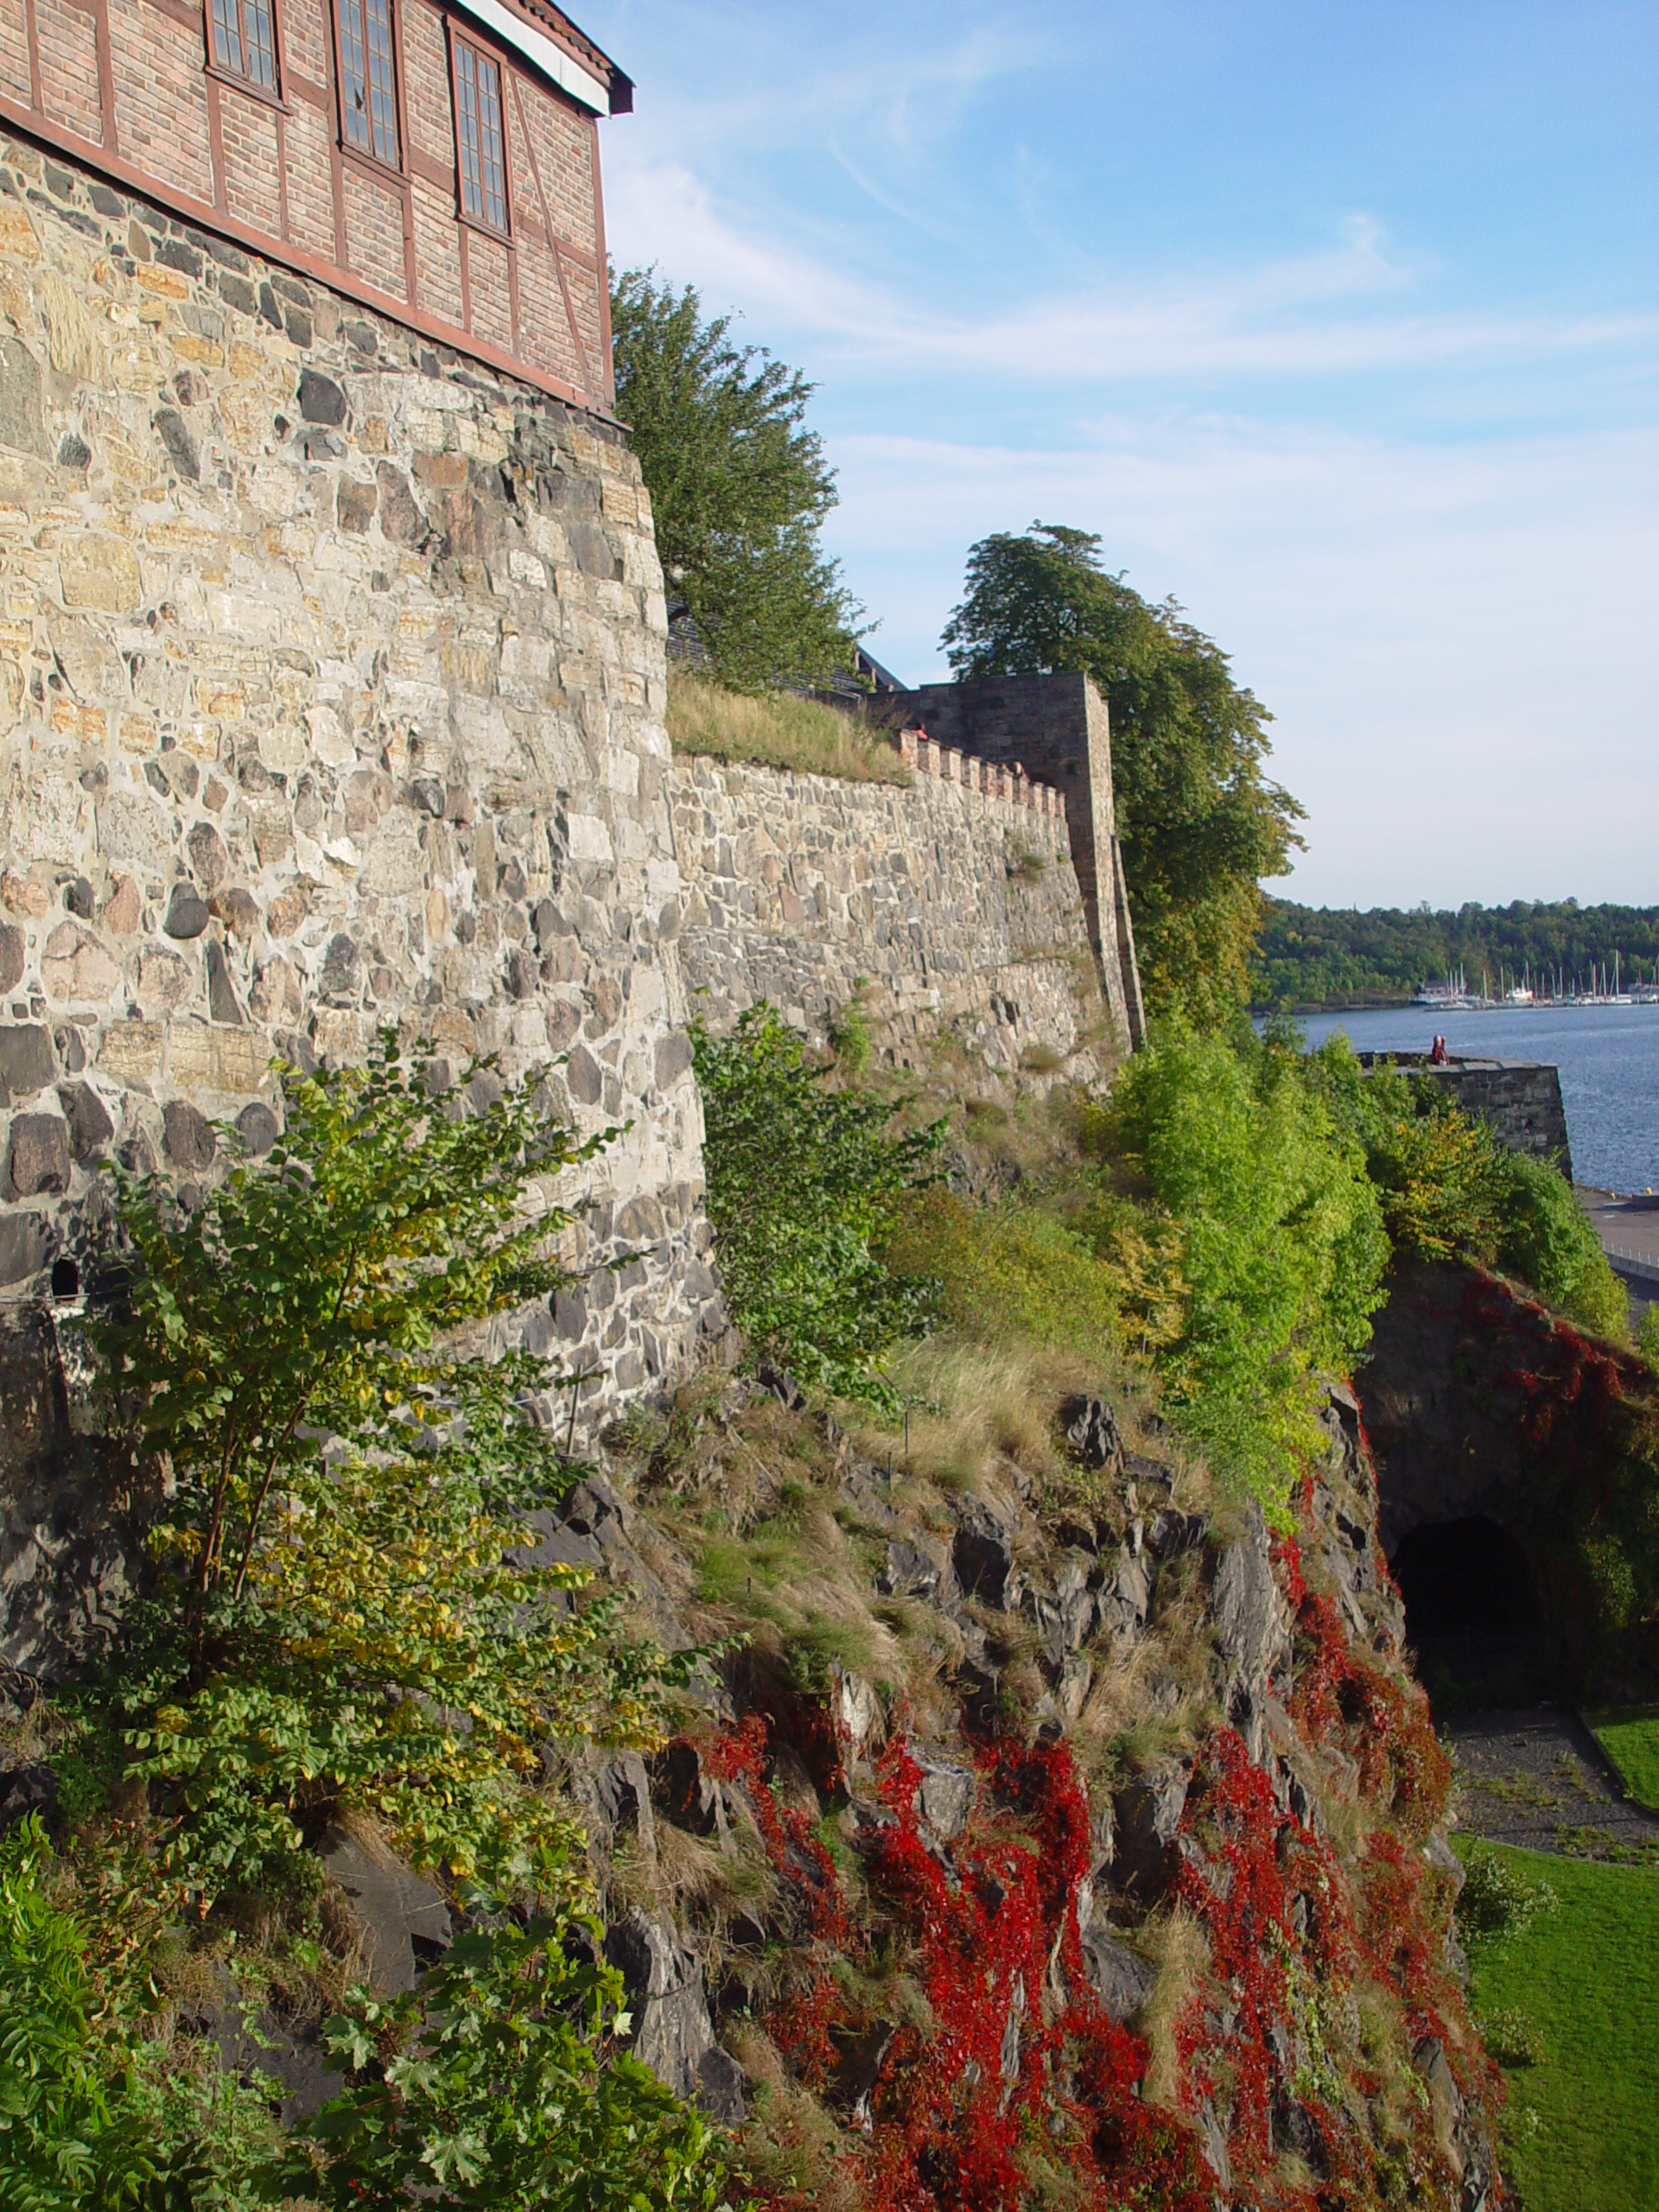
[604, 158, 1658, 385]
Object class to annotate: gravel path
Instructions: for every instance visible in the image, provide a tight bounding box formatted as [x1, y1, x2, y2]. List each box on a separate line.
[1444, 1707, 1659, 1860]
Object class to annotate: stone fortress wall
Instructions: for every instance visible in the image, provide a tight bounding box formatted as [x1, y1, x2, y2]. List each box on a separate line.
[669, 734, 1116, 1089]
[0, 131, 717, 1430]
[1357, 1052, 1573, 1180]
[880, 671, 1146, 1049]
[0, 130, 1125, 1513]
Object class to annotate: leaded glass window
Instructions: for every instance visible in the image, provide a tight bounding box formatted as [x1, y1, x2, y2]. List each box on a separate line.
[338, 0, 399, 168]
[454, 41, 507, 232]
[209, 0, 277, 92]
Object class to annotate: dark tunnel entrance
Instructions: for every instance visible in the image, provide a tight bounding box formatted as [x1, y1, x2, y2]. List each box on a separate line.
[1389, 1516, 1554, 1707]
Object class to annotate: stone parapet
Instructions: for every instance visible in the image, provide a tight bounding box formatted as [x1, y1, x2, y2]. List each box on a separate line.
[893, 726, 1066, 823]
[668, 750, 1120, 1086]
[1357, 1053, 1573, 1180]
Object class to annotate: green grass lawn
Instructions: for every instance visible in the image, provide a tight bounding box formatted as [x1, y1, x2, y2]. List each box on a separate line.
[1586, 1704, 1659, 1809]
[1454, 1840, 1659, 2211]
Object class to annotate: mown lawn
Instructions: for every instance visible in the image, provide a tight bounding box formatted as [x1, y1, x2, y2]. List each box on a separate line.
[1454, 1840, 1659, 2212]
[1586, 1704, 1659, 1808]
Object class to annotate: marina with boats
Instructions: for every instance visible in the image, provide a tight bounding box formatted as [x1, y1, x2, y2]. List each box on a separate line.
[1410, 951, 1659, 1013]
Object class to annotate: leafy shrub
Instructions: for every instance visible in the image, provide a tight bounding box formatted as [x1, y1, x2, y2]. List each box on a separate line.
[1310, 1033, 1628, 1338]
[889, 1185, 1125, 1361]
[1099, 1025, 1390, 1507]
[826, 992, 873, 1076]
[90, 1033, 693, 1899]
[1478, 2002, 1547, 2069]
[1306, 1039, 1508, 1260]
[1457, 1846, 1560, 1944]
[0, 1816, 273, 2209]
[273, 1898, 728, 2210]
[1493, 1150, 1630, 1338]
[692, 1005, 944, 1408]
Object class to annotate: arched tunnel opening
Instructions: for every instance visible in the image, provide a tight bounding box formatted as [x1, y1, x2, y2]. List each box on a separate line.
[1388, 1515, 1554, 1708]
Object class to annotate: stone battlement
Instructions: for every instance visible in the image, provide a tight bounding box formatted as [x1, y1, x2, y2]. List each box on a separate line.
[891, 727, 1068, 825]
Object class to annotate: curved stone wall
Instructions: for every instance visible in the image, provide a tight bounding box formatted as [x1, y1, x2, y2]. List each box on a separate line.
[0, 131, 715, 1429]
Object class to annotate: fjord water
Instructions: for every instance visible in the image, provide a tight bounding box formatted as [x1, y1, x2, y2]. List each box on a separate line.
[1289, 1004, 1659, 1193]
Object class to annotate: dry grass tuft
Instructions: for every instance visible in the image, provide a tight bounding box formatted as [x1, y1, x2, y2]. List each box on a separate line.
[1138, 1903, 1211, 2109]
[667, 671, 910, 785]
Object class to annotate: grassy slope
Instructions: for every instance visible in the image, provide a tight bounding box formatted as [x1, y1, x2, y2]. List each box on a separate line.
[1455, 1841, 1659, 2212]
[666, 669, 911, 785]
[1586, 1707, 1659, 1809]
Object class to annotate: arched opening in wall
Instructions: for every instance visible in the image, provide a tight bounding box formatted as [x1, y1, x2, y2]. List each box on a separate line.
[1389, 1516, 1553, 1709]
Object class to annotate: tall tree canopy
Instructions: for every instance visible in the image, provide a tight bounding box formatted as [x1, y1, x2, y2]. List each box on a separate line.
[611, 270, 861, 691]
[941, 523, 1304, 1025]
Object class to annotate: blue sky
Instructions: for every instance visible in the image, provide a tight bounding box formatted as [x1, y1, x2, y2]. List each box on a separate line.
[581, 1, 1657, 907]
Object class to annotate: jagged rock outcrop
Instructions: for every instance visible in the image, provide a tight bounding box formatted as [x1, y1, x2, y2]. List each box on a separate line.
[585, 1370, 1500, 2211]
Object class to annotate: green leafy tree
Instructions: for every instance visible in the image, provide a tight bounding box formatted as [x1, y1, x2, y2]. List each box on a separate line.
[691, 1006, 944, 1408]
[611, 270, 861, 690]
[940, 523, 1303, 1024]
[89, 1033, 695, 1898]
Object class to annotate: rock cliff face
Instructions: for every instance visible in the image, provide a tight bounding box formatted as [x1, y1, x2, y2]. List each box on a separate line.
[552, 1367, 1499, 2210]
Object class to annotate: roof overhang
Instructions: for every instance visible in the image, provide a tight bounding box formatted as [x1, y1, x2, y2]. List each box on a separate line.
[453, 0, 633, 115]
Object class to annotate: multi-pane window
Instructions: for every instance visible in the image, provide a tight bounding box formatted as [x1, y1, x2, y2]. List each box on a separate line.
[337, 0, 399, 167]
[209, 0, 277, 91]
[454, 41, 507, 232]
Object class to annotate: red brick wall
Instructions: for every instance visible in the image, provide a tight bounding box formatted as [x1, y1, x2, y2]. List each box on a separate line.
[0, 0, 615, 412]
[0, 0, 29, 107]
[38, 0, 103, 148]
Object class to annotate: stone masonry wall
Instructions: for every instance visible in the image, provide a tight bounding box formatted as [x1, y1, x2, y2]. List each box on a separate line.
[668, 743, 1119, 1089]
[0, 133, 716, 1451]
[882, 671, 1145, 1047]
[1358, 1053, 1573, 1180]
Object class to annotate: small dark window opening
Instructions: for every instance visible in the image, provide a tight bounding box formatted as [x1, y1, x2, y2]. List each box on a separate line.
[454, 40, 507, 233]
[209, 0, 278, 91]
[337, 0, 399, 167]
[50, 1255, 79, 1300]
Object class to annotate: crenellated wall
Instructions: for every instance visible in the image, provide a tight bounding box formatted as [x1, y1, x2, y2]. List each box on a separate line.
[667, 741, 1119, 1087]
[0, 130, 1133, 1681]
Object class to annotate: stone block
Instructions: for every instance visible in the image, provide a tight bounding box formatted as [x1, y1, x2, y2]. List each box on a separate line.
[40, 922, 120, 1006]
[60, 1082, 114, 1158]
[98, 1020, 166, 1083]
[60, 531, 142, 613]
[10, 1111, 70, 1194]
[168, 1021, 267, 1094]
[0, 1026, 57, 1102]
[0, 1209, 50, 1283]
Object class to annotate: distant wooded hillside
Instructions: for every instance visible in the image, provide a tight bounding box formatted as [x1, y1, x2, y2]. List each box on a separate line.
[1253, 898, 1659, 1008]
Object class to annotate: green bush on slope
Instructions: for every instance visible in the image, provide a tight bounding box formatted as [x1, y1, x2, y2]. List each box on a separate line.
[1306, 1033, 1628, 1337]
[691, 1004, 944, 1410]
[1094, 1024, 1391, 1510]
[6, 1039, 728, 2212]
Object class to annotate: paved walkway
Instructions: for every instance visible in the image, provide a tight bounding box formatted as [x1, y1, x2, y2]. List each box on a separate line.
[1445, 1707, 1659, 1860]
[1579, 1187, 1659, 1311]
